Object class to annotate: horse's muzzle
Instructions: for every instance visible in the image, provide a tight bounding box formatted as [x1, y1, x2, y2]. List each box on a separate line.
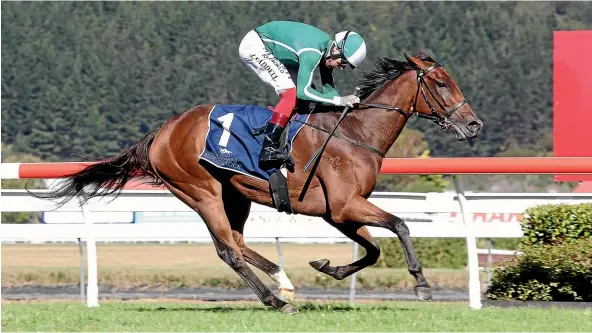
[452, 118, 483, 141]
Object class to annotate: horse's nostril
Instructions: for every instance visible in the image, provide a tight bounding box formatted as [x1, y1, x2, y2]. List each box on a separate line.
[468, 120, 482, 132]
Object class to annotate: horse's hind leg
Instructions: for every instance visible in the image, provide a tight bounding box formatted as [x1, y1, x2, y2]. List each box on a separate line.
[159, 176, 297, 313]
[309, 222, 380, 281]
[241, 243, 296, 302]
[223, 184, 296, 302]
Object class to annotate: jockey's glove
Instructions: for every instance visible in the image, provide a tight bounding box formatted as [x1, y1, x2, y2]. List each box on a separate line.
[337, 95, 361, 108]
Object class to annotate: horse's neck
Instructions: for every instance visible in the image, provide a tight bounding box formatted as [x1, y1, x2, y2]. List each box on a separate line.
[348, 72, 416, 155]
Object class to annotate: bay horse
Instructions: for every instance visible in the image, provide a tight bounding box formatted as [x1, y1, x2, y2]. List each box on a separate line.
[37, 52, 482, 314]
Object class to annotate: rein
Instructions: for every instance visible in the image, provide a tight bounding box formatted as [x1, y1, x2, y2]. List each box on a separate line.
[299, 63, 467, 157]
[292, 118, 385, 157]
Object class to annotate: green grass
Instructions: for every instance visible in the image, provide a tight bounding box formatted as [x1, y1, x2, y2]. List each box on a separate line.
[2, 301, 591, 332]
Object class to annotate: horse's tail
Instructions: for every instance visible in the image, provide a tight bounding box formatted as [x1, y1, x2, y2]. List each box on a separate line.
[31, 128, 162, 206]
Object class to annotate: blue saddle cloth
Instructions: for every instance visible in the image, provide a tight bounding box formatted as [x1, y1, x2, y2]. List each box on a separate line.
[199, 104, 310, 181]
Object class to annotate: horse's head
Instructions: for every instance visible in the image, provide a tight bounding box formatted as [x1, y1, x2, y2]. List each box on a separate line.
[404, 52, 482, 140]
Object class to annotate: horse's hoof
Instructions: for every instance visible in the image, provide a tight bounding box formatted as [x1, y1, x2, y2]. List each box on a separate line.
[309, 258, 330, 271]
[280, 303, 299, 314]
[414, 285, 432, 301]
[279, 287, 296, 303]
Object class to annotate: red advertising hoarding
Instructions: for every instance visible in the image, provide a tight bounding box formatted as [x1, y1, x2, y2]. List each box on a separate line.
[553, 30, 592, 181]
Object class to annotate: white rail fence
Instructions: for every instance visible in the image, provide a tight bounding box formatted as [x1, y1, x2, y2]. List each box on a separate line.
[2, 189, 592, 308]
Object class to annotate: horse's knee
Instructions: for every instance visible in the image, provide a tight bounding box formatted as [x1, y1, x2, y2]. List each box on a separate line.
[388, 216, 410, 235]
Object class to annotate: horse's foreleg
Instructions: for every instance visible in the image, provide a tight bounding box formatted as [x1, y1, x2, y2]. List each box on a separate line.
[387, 215, 432, 300]
[309, 223, 380, 281]
[328, 196, 432, 301]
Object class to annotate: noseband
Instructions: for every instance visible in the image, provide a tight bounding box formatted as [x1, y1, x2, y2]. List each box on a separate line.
[359, 63, 467, 128]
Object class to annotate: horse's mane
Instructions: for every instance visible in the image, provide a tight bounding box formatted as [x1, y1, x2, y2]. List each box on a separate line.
[358, 51, 436, 99]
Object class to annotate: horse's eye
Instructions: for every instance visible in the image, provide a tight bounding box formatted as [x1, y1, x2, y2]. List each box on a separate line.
[437, 81, 447, 88]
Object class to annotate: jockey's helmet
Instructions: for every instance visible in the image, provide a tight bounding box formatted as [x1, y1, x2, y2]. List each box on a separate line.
[333, 31, 367, 69]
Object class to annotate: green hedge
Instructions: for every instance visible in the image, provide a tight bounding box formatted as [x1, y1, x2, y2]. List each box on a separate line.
[521, 203, 592, 246]
[486, 238, 592, 301]
[487, 203, 592, 302]
[374, 238, 467, 269]
[373, 238, 520, 269]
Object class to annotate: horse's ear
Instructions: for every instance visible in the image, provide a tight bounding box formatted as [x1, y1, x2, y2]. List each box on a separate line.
[404, 53, 426, 70]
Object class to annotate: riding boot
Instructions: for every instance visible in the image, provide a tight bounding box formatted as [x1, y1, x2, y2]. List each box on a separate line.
[259, 122, 291, 171]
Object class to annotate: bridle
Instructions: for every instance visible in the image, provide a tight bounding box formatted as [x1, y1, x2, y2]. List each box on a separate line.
[294, 62, 468, 158]
[359, 63, 467, 129]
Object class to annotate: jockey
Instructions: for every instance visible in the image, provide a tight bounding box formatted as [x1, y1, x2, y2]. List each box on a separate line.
[239, 20, 367, 171]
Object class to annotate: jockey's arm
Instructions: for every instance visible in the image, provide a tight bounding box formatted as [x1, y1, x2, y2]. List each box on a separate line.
[319, 66, 340, 98]
[296, 51, 342, 105]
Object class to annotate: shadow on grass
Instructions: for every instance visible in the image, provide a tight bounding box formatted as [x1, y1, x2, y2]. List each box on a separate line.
[130, 302, 416, 313]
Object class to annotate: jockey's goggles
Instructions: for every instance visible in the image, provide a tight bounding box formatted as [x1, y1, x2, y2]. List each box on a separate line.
[329, 36, 355, 69]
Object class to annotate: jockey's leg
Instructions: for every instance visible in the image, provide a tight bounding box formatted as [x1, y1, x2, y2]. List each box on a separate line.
[259, 87, 297, 171]
[238, 30, 297, 171]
